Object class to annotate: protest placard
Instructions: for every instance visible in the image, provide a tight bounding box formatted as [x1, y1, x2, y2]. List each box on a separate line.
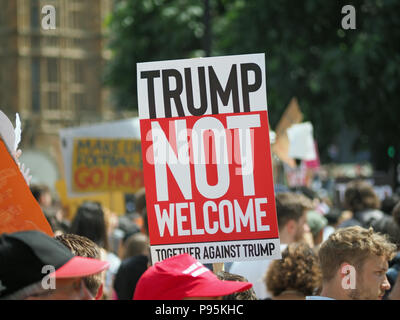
[0, 138, 53, 236]
[72, 138, 143, 193]
[271, 97, 303, 168]
[59, 117, 143, 198]
[137, 53, 281, 264]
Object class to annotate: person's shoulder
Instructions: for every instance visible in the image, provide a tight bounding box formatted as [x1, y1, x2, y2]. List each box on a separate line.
[106, 251, 122, 271]
[357, 209, 385, 226]
[118, 255, 149, 273]
[337, 218, 362, 229]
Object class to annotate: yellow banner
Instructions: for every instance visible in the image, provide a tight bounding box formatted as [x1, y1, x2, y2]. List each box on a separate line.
[72, 138, 144, 193]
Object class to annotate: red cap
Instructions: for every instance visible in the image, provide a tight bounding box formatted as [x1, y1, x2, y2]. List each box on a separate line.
[133, 254, 252, 300]
[51, 256, 110, 279]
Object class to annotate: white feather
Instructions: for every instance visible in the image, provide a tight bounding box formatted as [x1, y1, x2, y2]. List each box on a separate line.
[14, 113, 22, 151]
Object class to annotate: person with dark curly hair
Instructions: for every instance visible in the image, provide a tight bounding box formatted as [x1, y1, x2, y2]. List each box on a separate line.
[264, 242, 322, 300]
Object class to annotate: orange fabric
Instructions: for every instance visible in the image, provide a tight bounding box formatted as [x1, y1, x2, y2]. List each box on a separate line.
[0, 139, 53, 236]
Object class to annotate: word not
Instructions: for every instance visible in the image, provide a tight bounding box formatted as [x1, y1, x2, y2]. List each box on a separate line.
[41, 5, 56, 30]
[150, 114, 260, 202]
[141, 63, 262, 118]
[341, 5, 356, 30]
[154, 197, 269, 237]
[147, 117, 256, 167]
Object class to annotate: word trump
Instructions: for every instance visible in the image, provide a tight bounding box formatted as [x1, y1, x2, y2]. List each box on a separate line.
[137, 55, 267, 120]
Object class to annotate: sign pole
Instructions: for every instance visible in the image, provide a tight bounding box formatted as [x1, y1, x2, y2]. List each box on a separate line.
[212, 262, 224, 273]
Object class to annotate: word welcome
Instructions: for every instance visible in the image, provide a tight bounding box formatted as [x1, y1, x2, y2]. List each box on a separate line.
[155, 197, 269, 237]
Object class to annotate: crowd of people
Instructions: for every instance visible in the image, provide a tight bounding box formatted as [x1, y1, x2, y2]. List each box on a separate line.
[2, 177, 400, 301]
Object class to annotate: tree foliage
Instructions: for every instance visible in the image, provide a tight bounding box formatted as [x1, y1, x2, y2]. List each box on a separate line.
[105, 0, 400, 170]
[104, 0, 205, 109]
[214, 0, 400, 168]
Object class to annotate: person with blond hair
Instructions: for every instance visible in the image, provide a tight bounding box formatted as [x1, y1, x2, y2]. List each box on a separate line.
[307, 226, 396, 300]
[55, 233, 105, 299]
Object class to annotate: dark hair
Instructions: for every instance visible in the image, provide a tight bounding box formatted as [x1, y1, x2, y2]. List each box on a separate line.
[344, 180, 380, 213]
[30, 184, 50, 202]
[370, 215, 400, 251]
[290, 186, 319, 201]
[381, 194, 400, 215]
[275, 192, 313, 230]
[70, 201, 109, 250]
[135, 188, 146, 215]
[392, 201, 400, 228]
[325, 207, 342, 226]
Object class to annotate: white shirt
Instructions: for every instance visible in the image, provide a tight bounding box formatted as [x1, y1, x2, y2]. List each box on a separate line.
[306, 296, 335, 300]
[229, 244, 287, 299]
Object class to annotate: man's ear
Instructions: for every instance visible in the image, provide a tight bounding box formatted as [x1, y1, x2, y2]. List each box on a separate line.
[95, 284, 104, 300]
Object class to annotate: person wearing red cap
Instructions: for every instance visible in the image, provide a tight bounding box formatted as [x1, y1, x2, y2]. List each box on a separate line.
[0, 230, 110, 300]
[54, 233, 105, 300]
[133, 254, 253, 300]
